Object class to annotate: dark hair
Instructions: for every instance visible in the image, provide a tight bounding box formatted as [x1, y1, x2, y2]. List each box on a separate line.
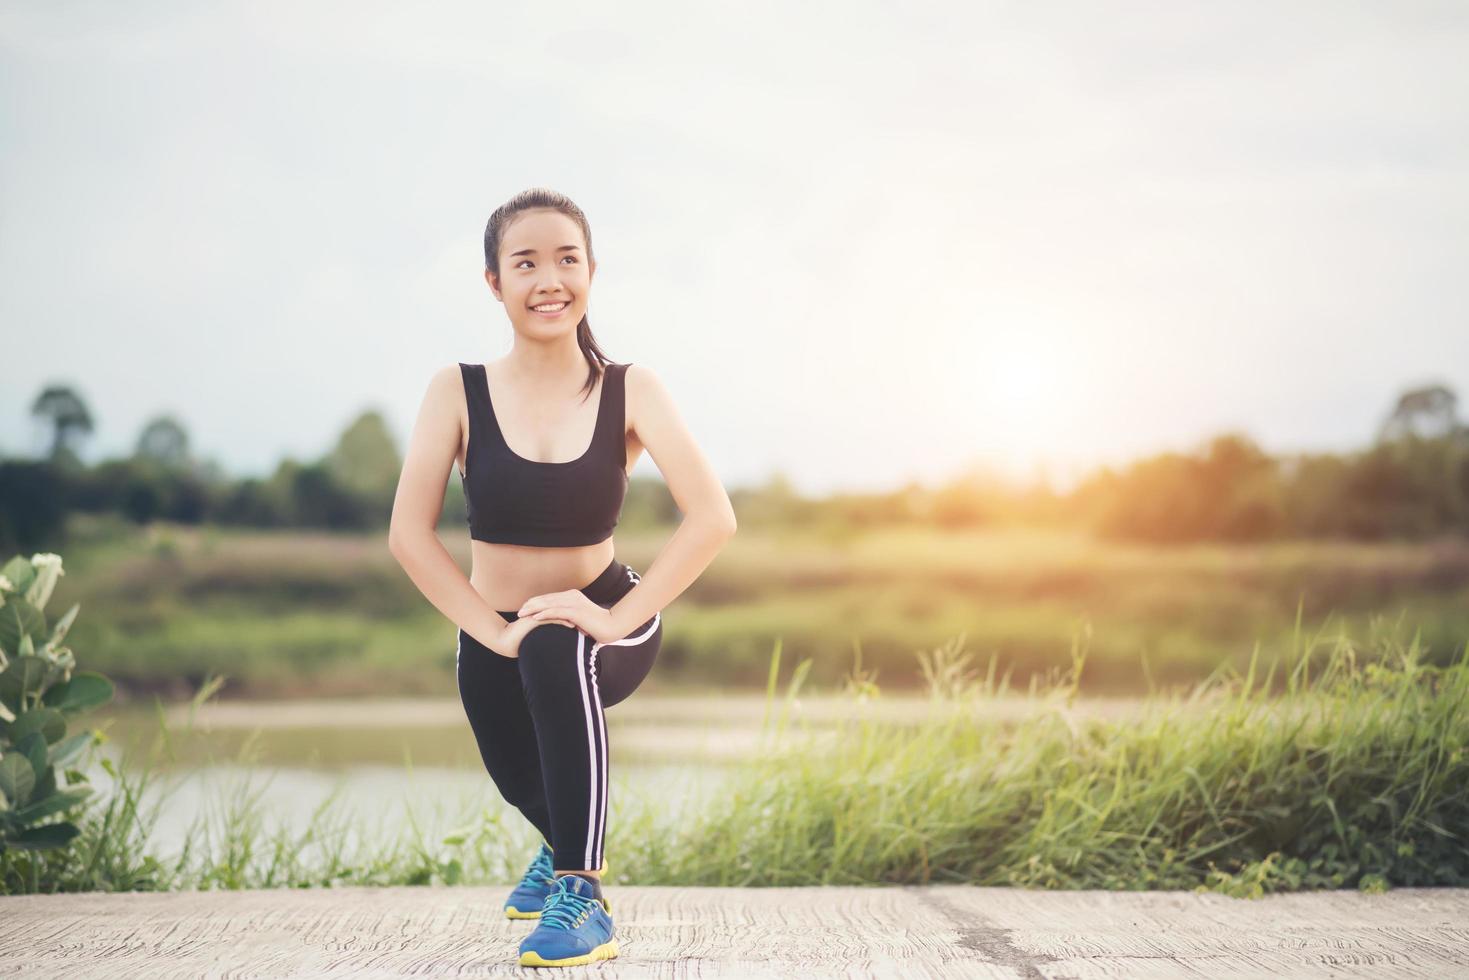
[484, 187, 612, 400]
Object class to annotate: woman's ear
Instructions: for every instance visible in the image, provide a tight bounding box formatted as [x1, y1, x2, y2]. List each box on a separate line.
[484, 267, 502, 301]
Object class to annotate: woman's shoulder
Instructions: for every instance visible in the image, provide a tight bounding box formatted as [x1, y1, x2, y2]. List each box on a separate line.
[620, 360, 660, 388]
[431, 361, 472, 387]
[622, 361, 679, 420]
[422, 362, 477, 411]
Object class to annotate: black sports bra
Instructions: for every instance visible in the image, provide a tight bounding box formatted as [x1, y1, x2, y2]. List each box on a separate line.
[458, 361, 630, 547]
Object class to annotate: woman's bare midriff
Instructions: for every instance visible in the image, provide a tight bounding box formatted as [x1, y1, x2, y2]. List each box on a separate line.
[469, 540, 618, 617]
[457, 404, 645, 616]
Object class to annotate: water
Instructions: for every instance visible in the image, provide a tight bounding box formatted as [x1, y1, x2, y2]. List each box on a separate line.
[88, 756, 736, 873]
[84, 692, 786, 869]
[81, 689, 1091, 870]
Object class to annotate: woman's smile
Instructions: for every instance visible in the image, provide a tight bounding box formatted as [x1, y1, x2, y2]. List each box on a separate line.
[531, 300, 571, 318]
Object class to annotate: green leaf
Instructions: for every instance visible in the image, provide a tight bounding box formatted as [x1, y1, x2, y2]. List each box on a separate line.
[42, 672, 114, 714]
[0, 599, 46, 662]
[10, 707, 66, 746]
[16, 730, 47, 780]
[49, 731, 94, 768]
[49, 602, 80, 647]
[10, 821, 80, 850]
[0, 557, 35, 596]
[31, 759, 56, 800]
[13, 785, 91, 823]
[0, 655, 50, 714]
[0, 753, 35, 808]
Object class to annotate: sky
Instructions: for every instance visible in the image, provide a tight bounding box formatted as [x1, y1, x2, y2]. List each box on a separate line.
[2, 1, 1467, 496]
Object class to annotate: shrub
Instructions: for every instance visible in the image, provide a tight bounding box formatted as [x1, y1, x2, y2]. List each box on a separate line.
[0, 552, 113, 870]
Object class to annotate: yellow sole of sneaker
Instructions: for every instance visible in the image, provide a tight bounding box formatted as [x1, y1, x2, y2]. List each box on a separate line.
[519, 938, 619, 967]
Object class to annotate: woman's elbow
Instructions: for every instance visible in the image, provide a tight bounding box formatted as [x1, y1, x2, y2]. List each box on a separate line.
[713, 508, 738, 538]
[388, 523, 431, 561]
[686, 509, 736, 539]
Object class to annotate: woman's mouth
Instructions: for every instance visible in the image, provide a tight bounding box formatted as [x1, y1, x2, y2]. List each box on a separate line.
[530, 301, 570, 318]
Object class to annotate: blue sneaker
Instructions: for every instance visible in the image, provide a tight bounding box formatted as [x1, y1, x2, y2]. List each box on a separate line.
[504, 840, 555, 919]
[518, 873, 618, 967]
[505, 842, 612, 919]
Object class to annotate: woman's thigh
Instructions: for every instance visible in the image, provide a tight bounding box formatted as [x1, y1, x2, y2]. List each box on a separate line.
[588, 611, 663, 708]
[454, 628, 543, 786]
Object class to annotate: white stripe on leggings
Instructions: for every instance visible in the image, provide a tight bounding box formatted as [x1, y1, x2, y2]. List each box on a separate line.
[587, 636, 609, 868]
[589, 569, 662, 656]
[575, 570, 663, 869]
[588, 611, 661, 655]
[574, 629, 605, 870]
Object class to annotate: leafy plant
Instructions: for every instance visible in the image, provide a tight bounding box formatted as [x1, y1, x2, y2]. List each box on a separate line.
[0, 552, 113, 856]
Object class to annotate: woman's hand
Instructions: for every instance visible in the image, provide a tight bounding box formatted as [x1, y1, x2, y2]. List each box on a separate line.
[489, 612, 576, 659]
[517, 590, 620, 645]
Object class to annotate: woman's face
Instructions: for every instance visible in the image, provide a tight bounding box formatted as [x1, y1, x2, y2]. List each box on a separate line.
[486, 208, 595, 340]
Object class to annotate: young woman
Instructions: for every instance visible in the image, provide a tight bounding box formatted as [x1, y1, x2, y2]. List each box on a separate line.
[389, 188, 737, 968]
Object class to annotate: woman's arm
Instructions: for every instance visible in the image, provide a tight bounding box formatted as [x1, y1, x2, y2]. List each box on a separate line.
[603, 364, 737, 638]
[387, 365, 514, 653]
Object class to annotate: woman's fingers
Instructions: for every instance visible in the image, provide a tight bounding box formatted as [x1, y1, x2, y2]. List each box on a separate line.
[520, 611, 575, 630]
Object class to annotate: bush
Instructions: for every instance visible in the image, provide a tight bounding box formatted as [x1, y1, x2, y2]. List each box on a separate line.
[0, 552, 114, 888]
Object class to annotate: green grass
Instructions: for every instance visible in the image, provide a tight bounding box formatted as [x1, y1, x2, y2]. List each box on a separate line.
[47, 517, 1469, 696]
[644, 619, 1468, 894]
[6, 616, 1465, 896]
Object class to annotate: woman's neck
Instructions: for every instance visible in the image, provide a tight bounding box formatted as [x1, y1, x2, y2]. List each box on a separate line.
[503, 341, 586, 385]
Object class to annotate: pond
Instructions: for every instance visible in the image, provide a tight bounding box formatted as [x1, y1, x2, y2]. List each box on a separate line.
[82, 691, 838, 866]
[84, 689, 1135, 868]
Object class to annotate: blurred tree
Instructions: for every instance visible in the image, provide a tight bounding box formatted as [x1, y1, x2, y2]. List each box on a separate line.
[1339, 443, 1436, 538]
[1088, 433, 1282, 544]
[728, 470, 813, 527]
[30, 384, 93, 464]
[291, 462, 375, 529]
[219, 476, 287, 527]
[1201, 434, 1285, 540]
[932, 467, 999, 529]
[120, 469, 162, 524]
[1279, 453, 1353, 537]
[0, 461, 67, 552]
[1378, 383, 1459, 443]
[620, 475, 678, 529]
[325, 410, 401, 504]
[135, 414, 191, 469]
[194, 456, 229, 484]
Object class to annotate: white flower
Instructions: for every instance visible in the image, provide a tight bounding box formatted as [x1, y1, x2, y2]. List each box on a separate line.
[25, 552, 65, 608]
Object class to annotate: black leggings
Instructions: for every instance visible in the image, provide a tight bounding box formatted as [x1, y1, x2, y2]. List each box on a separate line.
[455, 556, 662, 873]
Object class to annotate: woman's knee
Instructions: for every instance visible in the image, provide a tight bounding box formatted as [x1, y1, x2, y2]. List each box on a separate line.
[516, 622, 585, 683]
[518, 621, 579, 655]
